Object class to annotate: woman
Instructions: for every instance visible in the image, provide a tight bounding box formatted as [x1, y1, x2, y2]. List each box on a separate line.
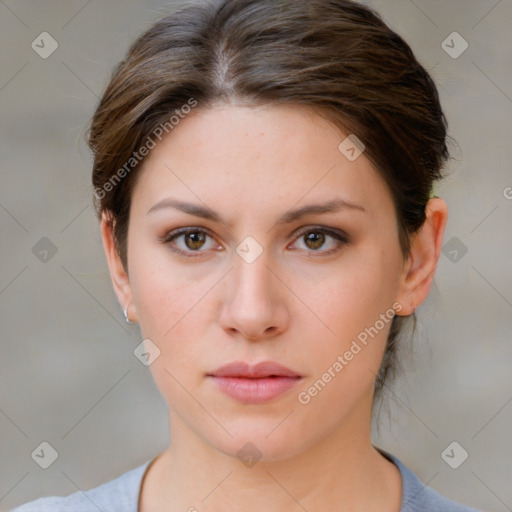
[13, 0, 482, 510]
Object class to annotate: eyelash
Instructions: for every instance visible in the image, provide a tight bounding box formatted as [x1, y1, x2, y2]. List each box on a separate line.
[160, 226, 349, 259]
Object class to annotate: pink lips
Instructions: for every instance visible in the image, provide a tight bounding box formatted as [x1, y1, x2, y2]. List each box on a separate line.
[207, 361, 303, 404]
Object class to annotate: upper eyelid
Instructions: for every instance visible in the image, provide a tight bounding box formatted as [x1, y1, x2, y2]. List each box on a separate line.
[162, 228, 221, 256]
[163, 225, 346, 239]
[163, 225, 348, 250]
[162, 227, 218, 245]
[293, 225, 348, 238]
[290, 226, 350, 246]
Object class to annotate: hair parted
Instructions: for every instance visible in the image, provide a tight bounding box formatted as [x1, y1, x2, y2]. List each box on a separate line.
[88, 0, 453, 399]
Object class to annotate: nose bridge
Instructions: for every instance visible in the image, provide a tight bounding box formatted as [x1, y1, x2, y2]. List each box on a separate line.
[231, 246, 275, 307]
[219, 243, 288, 339]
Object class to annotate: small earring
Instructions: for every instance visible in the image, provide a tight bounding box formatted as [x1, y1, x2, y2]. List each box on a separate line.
[411, 304, 417, 314]
[123, 305, 136, 324]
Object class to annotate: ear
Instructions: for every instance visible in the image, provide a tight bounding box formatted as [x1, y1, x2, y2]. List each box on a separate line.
[395, 198, 448, 316]
[100, 212, 138, 323]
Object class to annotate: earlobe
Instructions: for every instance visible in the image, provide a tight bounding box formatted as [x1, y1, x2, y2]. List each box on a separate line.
[396, 198, 448, 316]
[100, 212, 138, 323]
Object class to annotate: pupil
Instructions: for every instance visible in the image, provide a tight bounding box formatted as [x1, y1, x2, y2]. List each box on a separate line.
[186, 232, 205, 249]
[306, 232, 324, 249]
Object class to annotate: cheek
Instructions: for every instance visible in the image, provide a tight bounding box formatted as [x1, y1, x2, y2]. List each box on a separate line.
[295, 291, 393, 421]
[133, 272, 211, 352]
[299, 248, 400, 387]
[127, 242, 227, 379]
[129, 237, 208, 330]
[129, 262, 212, 407]
[318, 252, 399, 336]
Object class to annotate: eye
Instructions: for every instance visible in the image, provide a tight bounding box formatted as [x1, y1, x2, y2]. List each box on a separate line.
[161, 228, 221, 257]
[289, 227, 349, 255]
[161, 226, 348, 258]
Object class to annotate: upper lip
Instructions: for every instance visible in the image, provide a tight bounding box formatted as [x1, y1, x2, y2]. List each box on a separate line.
[208, 361, 301, 378]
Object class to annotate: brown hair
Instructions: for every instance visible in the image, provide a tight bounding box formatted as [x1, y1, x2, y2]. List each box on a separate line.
[88, 0, 453, 399]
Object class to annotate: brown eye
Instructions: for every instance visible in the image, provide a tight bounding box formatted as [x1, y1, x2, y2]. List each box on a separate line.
[184, 231, 207, 250]
[304, 231, 326, 250]
[162, 228, 220, 257]
[290, 227, 349, 256]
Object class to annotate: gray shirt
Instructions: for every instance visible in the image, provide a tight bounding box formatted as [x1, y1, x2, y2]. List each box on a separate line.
[11, 451, 481, 511]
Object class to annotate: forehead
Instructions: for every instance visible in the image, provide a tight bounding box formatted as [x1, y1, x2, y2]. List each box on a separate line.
[131, 104, 394, 224]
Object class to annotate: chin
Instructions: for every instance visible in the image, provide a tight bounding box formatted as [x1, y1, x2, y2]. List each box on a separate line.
[214, 436, 299, 464]
[201, 418, 311, 464]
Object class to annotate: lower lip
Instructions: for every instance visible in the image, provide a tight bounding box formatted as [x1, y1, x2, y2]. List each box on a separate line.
[209, 376, 302, 404]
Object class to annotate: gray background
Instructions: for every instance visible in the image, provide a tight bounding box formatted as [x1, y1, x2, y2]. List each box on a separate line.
[1, 0, 511, 510]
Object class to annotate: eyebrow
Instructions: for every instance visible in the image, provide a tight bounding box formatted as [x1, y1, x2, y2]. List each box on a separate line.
[147, 197, 366, 225]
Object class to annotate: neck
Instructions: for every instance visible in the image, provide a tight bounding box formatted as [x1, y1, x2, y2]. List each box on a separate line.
[140, 396, 402, 511]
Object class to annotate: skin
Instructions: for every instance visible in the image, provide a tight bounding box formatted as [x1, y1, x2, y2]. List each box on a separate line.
[101, 104, 448, 511]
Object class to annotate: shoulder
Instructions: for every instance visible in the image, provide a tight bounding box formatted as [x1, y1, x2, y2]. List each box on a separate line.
[10, 460, 152, 512]
[12, 453, 483, 512]
[379, 450, 482, 512]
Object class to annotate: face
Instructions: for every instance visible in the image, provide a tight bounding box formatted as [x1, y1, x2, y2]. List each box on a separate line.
[109, 104, 412, 461]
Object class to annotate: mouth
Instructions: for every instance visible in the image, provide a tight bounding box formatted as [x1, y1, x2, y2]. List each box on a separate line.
[207, 361, 303, 404]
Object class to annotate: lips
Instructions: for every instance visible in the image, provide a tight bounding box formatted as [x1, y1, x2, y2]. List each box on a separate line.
[207, 361, 303, 404]
[208, 361, 301, 379]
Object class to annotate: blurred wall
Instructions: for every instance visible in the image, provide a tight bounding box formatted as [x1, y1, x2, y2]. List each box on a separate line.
[1, 0, 511, 510]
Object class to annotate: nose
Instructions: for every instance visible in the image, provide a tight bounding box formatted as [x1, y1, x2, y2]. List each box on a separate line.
[218, 251, 289, 342]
